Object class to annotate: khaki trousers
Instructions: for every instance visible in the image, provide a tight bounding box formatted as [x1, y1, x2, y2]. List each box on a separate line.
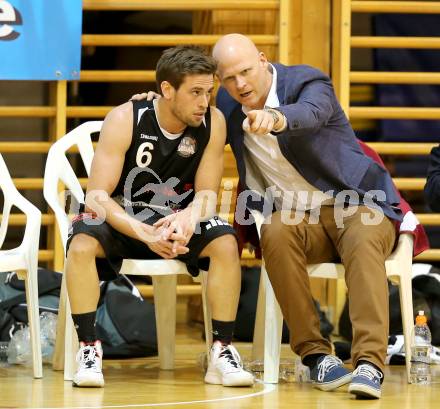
[260, 206, 396, 372]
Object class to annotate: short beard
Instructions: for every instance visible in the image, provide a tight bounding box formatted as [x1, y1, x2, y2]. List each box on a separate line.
[171, 105, 202, 128]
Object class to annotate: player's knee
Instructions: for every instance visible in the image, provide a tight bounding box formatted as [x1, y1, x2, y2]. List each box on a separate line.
[206, 234, 238, 259]
[67, 234, 102, 262]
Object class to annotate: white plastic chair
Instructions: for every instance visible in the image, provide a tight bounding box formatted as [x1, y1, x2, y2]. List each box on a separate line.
[0, 153, 42, 378]
[250, 209, 414, 384]
[43, 121, 212, 381]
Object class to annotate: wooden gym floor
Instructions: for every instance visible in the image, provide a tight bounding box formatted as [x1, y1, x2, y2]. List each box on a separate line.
[0, 324, 439, 409]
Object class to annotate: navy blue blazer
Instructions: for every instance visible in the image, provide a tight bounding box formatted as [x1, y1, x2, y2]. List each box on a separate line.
[216, 63, 402, 221]
[424, 144, 440, 212]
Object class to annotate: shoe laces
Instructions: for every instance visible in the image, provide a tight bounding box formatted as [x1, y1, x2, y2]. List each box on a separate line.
[218, 344, 242, 369]
[77, 345, 101, 371]
[353, 364, 383, 383]
[317, 355, 343, 382]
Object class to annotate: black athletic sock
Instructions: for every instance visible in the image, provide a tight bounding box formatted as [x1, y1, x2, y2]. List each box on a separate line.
[71, 311, 97, 343]
[303, 353, 327, 369]
[212, 319, 235, 345]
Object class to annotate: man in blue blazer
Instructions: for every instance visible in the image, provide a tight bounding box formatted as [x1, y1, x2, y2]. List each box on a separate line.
[425, 144, 440, 211]
[213, 33, 401, 399]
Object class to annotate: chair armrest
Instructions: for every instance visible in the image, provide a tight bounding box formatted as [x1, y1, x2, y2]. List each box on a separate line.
[0, 199, 13, 248]
[12, 190, 41, 254]
[387, 233, 414, 263]
[249, 208, 265, 238]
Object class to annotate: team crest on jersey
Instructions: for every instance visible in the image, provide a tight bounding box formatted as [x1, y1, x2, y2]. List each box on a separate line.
[177, 135, 197, 158]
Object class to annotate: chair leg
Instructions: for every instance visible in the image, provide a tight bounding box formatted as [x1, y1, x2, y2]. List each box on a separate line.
[252, 267, 266, 362]
[52, 274, 67, 371]
[23, 265, 43, 378]
[262, 263, 283, 384]
[64, 296, 78, 381]
[397, 275, 414, 383]
[152, 275, 177, 370]
[56, 274, 78, 381]
[200, 271, 212, 357]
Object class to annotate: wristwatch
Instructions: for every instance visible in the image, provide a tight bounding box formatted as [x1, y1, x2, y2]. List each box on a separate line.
[264, 108, 280, 126]
[265, 108, 287, 132]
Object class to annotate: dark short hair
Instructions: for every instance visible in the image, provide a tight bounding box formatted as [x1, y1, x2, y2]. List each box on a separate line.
[155, 45, 217, 94]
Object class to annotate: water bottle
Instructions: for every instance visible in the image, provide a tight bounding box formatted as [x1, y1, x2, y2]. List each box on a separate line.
[294, 357, 310, 383]
[7, 312, 58, 365]
[40, 311, 57, 362]
[0, 341, 10, 366]
[246, 359, 264, 381]
[410, 310, 432, 384]
[279, 359, 296, 383]
[7, 326, 32, 365]
[243, 358, 307, 383]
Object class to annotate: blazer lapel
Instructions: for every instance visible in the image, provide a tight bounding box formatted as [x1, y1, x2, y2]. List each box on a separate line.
[274, 63, 287, 105]
[229, 109, 247, 186]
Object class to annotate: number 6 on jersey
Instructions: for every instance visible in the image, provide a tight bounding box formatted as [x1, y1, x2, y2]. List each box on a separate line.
[136, 142, 154, 167]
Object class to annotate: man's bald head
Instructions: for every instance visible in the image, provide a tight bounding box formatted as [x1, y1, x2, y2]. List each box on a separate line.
[212, 33, 272, 110]
[212, 33, 259, 63]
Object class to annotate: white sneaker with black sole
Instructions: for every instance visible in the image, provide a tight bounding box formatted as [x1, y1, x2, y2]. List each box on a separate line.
[73, 340, 104, 387]
[204, 342, 254, 387]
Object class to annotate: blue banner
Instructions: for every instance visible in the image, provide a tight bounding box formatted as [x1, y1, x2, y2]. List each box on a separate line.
[0, 0, 82, 80]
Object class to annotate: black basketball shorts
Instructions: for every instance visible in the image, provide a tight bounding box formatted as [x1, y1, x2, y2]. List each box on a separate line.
[66, 211, 237, 281]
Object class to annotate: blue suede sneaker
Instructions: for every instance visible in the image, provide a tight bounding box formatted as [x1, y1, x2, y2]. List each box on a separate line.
[348, 363, 383, 399]
[310, 355, 352, 391]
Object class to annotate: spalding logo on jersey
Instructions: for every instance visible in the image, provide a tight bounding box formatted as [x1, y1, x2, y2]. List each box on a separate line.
[177, 135, 197, 158]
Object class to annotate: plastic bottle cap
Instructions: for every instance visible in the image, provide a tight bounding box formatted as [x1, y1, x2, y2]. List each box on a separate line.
[416, 313, 427, 325]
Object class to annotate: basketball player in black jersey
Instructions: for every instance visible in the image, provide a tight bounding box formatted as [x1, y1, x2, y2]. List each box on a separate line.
[66, 46, 254, 388]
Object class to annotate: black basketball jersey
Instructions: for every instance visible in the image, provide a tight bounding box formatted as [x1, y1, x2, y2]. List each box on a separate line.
[112, 100, 211, 213]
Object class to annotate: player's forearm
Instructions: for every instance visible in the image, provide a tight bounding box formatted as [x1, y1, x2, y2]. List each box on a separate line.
[185, 190, 218, 223]
[85, 191, 154, 241]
